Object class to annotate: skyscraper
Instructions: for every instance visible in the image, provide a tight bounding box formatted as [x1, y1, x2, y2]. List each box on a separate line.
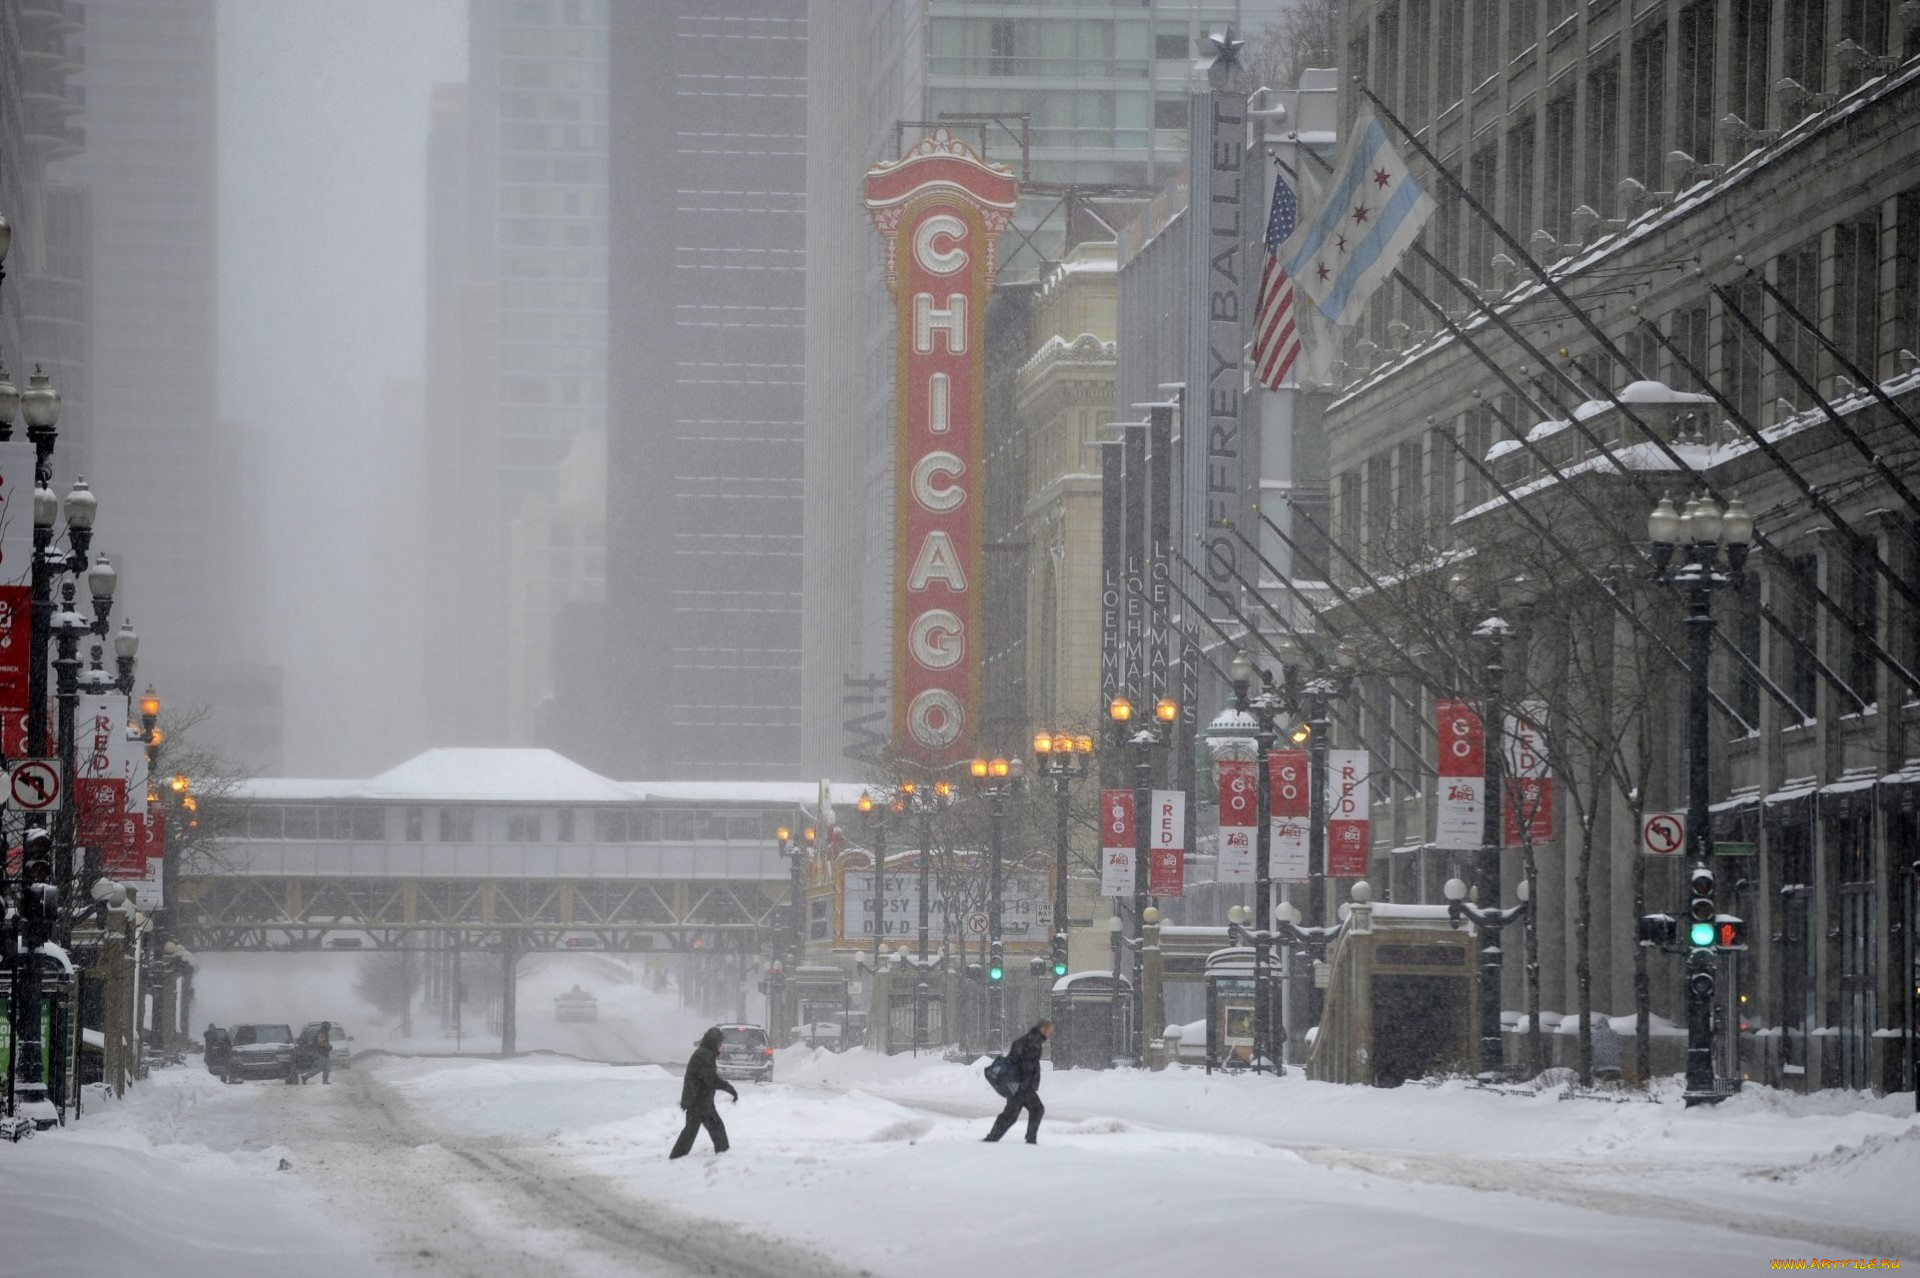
[596, 1, 809, 779]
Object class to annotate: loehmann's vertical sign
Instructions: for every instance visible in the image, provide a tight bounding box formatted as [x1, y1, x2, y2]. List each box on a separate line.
[865, 130, 1017, 768]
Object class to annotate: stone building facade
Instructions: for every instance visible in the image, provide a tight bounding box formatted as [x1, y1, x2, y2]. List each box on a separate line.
[1319, 1, 1920, 1091]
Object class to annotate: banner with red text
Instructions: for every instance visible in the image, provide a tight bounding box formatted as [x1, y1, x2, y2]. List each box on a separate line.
[1267, 749, 1309, 881]
[75, 691, 133, 869]
[1148, 788, 1185, 897]
[1326, 748, 1370, 879]
[865, 131, 1018, 769]
[1434, 699, 1484, 850]
[1503, 702, 1553, 845]
[1216, 758, 1255, 882]
[1099, 788, 1136, 898]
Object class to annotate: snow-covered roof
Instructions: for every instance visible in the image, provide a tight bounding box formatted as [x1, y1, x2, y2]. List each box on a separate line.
[235, 749, 865, 806]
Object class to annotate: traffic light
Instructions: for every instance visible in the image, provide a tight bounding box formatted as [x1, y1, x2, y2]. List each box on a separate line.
[987, 961, 1004, 983]
[1028, 957, 1048, 978]
[1715, 916, 1748, 950]
[1050, 938, 1068, 978]
[1637, 913, 1677, 948]
[1686, 866, 1716, 948]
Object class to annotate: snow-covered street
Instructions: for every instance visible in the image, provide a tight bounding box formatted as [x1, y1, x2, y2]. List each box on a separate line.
[6, 987, 1916, 1278]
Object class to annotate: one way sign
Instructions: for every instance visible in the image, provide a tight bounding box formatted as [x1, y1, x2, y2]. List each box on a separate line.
[9, 759, 63, 811]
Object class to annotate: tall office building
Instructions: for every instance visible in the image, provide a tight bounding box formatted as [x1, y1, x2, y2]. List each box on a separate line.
[800, 0, 1283, 774]
[595, 1, 809, 779]
[44, 0, 280, 769]
[424, 0, 609, 747]
[0, 0, 89, 489]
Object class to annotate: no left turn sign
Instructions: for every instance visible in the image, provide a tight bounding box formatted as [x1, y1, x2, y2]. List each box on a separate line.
[9, 759, 62, 811]
[1641, 811, 1685, 856]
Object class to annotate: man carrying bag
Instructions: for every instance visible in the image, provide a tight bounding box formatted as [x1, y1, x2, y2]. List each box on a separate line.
[669, 1027, 739, 1159]
[982, 1019, 1051, 1144]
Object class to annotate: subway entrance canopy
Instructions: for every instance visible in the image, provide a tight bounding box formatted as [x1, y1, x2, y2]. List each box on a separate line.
[181, 749, 864, 953]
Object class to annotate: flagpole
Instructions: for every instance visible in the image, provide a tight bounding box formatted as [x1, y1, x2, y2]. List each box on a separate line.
[1739, 265, 1920, 446]
[1706, 278, 1920, 517]
[1350, 81, 1656, 388]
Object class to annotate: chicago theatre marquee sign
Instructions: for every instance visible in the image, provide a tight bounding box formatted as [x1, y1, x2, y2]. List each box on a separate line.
[865, 130, 1018, 768]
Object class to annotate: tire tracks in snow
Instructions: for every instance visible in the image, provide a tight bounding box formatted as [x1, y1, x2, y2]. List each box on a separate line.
[288, 1069, 865, 1278]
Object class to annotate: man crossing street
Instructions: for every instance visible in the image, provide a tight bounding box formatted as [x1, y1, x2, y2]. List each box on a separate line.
[983, 1019, 1052, 1145]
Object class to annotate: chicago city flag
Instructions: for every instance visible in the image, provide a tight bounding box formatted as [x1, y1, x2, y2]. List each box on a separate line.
[1279, 107, 1435, 328]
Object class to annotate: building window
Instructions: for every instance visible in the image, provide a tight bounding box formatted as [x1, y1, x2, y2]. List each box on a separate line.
[1675, 3, 1716, 163]
[1724, 278, 1766, 428]
[1338, 469, 1363, 563]
[1734, 573, 1762, 724]
[1365, 452, 1394, 564]
[1842, 0, 1891, 52]
[1437, 0, 1464, 104]
[1783, 0, 1828, 92]
[1627, 25, 1667, 189]
[1471, 0, 1499, 82]
[557, 809, 576, 842]
[1670, 303, 1710, 392]
[505, 810, 543, 842]
[1397, 439, 1425, 539]
[1506, 0, 1537, 57]
[1729, 0, 1771, 130]
[1463, 408, 1492, 509]
[284, 807, 317, 840]
[1152, 97, 1187, 130]
[248, 807, 283, 839]
[1543, 95, 1575, 241]
[1585, 61, 1620, 218]
[1467, 144, 1497, 279]
[405, 806, 424, 842]
[439, 808, 475, 842]
[1775, 236, 1822, 409]
[1783, 554, 1821, 716]
[1832, 216, 1882, 379]
[1841, 534, 1880, 707]
[594, 809, 628, 842]
[1897, 188, 1920, 366]
[1505, 117, 1535, 239]
[1376, 9, 1400, 113]
[1405, 0, 1431, 122]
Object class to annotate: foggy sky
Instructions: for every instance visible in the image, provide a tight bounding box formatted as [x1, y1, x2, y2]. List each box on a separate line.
[217, 0, 465, 777]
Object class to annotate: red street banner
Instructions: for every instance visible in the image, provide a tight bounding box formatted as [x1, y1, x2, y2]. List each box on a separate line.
[1434, 698, 1483, 850]
[76, 691, 131, 868]
[1149, 789, 1185, 897]
[864, 130, 1018, 769]
[1503, 702, 1553, 845]
[1268, 749, 1309, 881]
[1326, 748, 1370, 878]
[1216, 758, 1255, 882]
[0, 586, 28, 716]
[1099, 788, 1135, 898]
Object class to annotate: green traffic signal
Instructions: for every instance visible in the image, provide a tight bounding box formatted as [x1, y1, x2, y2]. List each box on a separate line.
[988, 964, 1003, 982]
[1052, 960, 1068, 977]
[1688, 920, 1716, 947]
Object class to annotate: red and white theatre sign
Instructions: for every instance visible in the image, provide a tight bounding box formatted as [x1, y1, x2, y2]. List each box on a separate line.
[865, 130, 1017, 768]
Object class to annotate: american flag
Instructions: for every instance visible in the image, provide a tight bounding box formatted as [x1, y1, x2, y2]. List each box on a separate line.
[1252, 174, 1302, 390]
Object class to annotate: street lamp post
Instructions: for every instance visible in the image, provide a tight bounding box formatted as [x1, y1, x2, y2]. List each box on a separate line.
[1222, 650, 1287, 1073]
[966, 756, 1023, 1047]
[1105, 693, 1177, 1065]
[1443, 873, 1532, 1066]
[894, 780, 951, 1055]
[1649, 491, 1754, 1106]
[1472, 611, 1512, 1079]
[1032, 731, 1093, 989]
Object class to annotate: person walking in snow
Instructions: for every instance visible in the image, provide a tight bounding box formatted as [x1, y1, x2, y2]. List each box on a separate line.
[983, 1019, 1052, 1144]
[669, 1027, 739, 1159]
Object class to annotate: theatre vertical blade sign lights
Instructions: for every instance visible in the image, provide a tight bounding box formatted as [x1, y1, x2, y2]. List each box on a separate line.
[865, 130, 1018, 768]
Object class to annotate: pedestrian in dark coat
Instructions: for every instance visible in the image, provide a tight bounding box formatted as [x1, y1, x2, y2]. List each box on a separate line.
[669, 1027, 739, 1158]
[983, 1019, 1052, 1144]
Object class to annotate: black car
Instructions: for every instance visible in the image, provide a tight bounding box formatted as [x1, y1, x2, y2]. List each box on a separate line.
[712, 1024, 775, 1083]
[219, 1023, 299, 1083]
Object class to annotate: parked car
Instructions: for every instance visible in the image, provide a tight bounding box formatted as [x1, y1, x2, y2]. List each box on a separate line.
[220, 1023, 298, 1083]
[712, 1023, 774, 1083]
[299, 1021, 352, 1071]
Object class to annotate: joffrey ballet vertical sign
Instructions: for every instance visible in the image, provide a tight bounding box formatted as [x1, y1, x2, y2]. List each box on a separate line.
[866, 130, 1018, 768]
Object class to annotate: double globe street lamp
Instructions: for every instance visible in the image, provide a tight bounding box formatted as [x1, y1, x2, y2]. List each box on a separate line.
[1031, 730, 1093, 985]
[966, 756, 1024, 1047]
[1106, 693, 1177, 1063]
[1648, 491, 1754, 1105]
